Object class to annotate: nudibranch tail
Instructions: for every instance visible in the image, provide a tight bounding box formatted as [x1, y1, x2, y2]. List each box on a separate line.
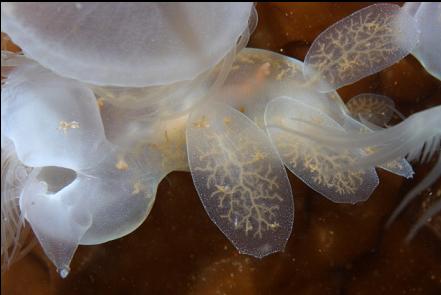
[342, 95, 414, 179]
[266, 106, 441, 171]
[265, 96, 379, 204]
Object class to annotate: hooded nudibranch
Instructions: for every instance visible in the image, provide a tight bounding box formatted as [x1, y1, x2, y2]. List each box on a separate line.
[1, 2, 440, 278]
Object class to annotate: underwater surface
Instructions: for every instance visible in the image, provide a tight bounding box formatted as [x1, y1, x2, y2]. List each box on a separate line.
[1, 3, 440, 295]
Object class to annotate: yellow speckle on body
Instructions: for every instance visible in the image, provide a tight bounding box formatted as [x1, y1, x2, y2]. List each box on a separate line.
[269, 222, 280, 229]
[193, 116, 210, 128]
[58, 120, 80, 134]
[252, 151, 266, 161]
[115, 159, 129, 171]
[96, 97, 105, 108]
[132, 181, 142, 194]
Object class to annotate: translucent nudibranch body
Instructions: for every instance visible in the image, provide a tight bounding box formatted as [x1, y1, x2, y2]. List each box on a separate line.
[1, 2, 254, 87]
[1, 2, 440, 278]
[403, 2, 441, 79]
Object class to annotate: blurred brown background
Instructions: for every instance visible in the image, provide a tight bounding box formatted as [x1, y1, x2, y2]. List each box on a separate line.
[2, 3, 441, 295]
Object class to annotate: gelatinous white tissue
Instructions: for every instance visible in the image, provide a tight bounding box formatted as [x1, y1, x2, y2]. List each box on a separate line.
[214, 48, 349, 128]
[2, 62, 107, 170]
[2, 1, 439, 279]
[404, 2, 441, 79]
[345, 93, 413, 178]
[265, 97, 379, 204]
[187, 101, 294, 258]
[0, 2, 253, 87]
[342, 115, 414, 179]
[2, 62, 161, 277]
[304, 3, 419, 92]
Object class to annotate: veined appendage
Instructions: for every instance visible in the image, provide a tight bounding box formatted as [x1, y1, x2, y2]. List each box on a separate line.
[266, 103, 441, 239]
[347, 93, 405, 127]
[344, 93, 413, 179]
[187, 101, 294, 258]
[265, 96, 379, 204]
[303, 3, 419, 92]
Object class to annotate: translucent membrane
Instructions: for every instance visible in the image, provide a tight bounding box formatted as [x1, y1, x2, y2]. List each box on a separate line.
[214, 48, 383, 202]
[406, 3, 441, 79]
[18, 145, 163, 277]
[1, 3, 253, 87]
[186, 101, 294, 258]
[344, 93, 413, 178]
[304, 3, 419, 92]
[276, 106, 441, 170]
[347, 93, 397, 126]
[401, 2, 422, 17]
[265, 97, 379, 204]
[341, 116, 414, 179]
[96, 41, 241, 148]
[213, 48, 349, 128]
[1, 61, 107, 170]
[2, 61, 164, 276]
[90, 7, 256, 149]
[92, 5, 256, 113]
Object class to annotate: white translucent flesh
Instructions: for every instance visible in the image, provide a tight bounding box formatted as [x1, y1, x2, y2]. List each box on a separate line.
[20, 171, 91, 277]
[304, 3, 419, 92]
[402, 2, 422, 17]
[186, 101, 294, 258]
[19, 147, 163, 276]
[347, 93, 397, 126]
[214, 48, 386, 200]
[1, 62, 164, 275]
[76, 148, 163, 245]
[410, 3, 441, 79]
[342, 116, 414, 179]
[269, 106, 441, 172]
[92, 9, 249, 114]
[213, 48, 349, 128]
[265, 97, 379, 204]
[1, 62, 107, 170]
[1, 3, 252, 87]
[96, 45, 239, 149]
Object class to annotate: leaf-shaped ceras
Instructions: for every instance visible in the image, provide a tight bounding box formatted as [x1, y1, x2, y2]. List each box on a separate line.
[265, 97, 379, 204]
[346, 93, 397, 127]
[304, 3, 419, 92]
[187, 102, 293, 258]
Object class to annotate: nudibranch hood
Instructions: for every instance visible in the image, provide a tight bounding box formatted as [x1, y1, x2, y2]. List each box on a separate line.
[1, 3, 254, 87]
